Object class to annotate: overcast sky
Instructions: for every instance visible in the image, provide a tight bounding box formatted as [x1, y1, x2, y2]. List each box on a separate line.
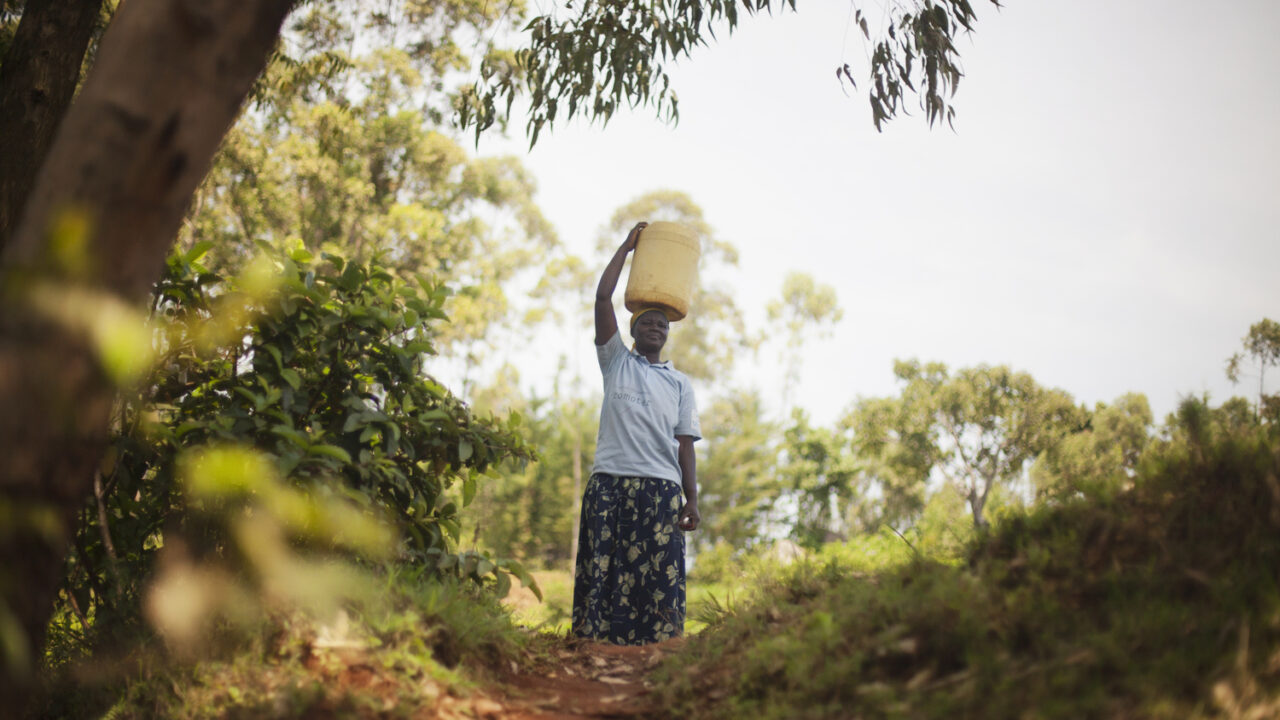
[474, 0, 1280, 426]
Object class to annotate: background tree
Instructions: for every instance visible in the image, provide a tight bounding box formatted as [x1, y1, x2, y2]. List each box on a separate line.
[765, 271, 842, 412]
[778, 409, 862, 548]
[182, 0, 556, 391]
[850, 360, 1083, 530]
[927, 362, 1083, 528]
[1031, 393, 1152, 501]
[911, 484, 974, 560]
[463, 375, 598, 569]
[694, 389, 780, 553]
[844, 385, 940, 532]
[1226, 317, 1280, 423]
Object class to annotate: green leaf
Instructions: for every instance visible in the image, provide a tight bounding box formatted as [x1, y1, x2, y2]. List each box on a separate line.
[462, 475, 477, 507]
[185, 241, 215, 264]
[339, 263, 363, 291]
[502, 559, 542, 601]
[233, 387, 264, 408]
[279, 368, 301, 390]
[419, 408, 447, 421]
[440, 516, 460, 541]
[271, 425, 309, 447]
[309, 444, 352, 464]
[175, 421, 204, 439]
[264, 344, 283, 369]
[493, 571, 511, 598]
[458, 439, 473, 462]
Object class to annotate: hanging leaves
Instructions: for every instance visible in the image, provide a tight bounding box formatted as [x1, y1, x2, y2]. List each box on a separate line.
[460, 0, 1000, 143]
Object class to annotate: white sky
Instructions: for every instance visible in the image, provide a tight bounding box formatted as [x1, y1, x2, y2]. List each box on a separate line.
[473, 0, 1280, 426]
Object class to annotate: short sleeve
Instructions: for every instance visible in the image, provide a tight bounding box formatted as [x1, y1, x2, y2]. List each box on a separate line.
[596, 329, 626, 374]
[675, 379, 701, 441]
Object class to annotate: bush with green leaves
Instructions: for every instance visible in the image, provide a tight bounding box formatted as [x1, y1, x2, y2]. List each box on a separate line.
[57, 243, 535, 648]
[654, 396, 1280, 719]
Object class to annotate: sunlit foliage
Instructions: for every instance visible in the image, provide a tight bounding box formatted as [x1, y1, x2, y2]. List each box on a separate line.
[185, 0, 557, 365]
[54, 244, 534, 656]
[849, 360, 1084, 529]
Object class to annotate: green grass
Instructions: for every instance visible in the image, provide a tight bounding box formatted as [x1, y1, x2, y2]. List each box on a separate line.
[504, 569, 575, 632]
[687, 581, 735, 634]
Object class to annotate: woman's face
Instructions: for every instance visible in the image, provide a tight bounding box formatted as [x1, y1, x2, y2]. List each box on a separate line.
[633, 311, 669, 354]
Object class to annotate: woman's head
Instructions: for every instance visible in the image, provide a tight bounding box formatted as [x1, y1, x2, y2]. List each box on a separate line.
[630, 307, 670, 356]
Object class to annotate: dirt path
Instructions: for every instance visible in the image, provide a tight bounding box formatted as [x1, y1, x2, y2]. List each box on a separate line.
[487, 637, 684, 719]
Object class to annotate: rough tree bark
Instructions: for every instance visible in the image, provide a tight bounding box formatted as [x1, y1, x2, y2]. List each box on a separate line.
[0, 0, 107, 249]
[0, 0, 292, 706]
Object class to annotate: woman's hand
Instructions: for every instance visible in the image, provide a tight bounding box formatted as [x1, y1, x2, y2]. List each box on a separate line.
[621, 221, 647, 253]
[678, 501, 700, 532]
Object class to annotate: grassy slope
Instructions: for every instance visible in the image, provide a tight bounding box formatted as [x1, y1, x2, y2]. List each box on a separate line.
[36, 568, 536, 719]
[45, 565, 733, 717]
[653, 426, 1280, 719]
[41, 424, 1280, 718]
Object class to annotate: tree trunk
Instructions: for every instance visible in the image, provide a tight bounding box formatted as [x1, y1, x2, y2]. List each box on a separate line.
[0, 0, 106, 250]
[0, 0, 292, 705]
[969, 484, 989, 531]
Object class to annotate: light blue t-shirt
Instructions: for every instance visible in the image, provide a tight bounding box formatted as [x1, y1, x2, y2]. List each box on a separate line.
[592, 330, 700, 485]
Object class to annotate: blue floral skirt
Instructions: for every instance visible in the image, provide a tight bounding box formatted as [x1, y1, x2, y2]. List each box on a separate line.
[571, 473, 686, 645]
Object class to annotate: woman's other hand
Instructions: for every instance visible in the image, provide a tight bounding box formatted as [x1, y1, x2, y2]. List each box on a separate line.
[678, 501, 700, 531]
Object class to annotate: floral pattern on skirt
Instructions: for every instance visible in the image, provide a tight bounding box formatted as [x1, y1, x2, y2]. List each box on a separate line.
[572, 473, 686, 645]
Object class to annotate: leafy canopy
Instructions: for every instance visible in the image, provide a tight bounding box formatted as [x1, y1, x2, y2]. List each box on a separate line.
[459, 0, 1001, 144]
[848, 360, 1083, 529]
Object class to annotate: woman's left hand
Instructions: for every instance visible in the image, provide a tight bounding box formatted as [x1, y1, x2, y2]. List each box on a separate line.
[678, 502, 700, 531]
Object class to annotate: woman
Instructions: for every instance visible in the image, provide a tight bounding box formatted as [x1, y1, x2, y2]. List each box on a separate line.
[571, 221, 701, 645]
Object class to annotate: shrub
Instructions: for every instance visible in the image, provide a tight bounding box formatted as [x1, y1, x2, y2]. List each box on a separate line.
[54, 244, 535, 655]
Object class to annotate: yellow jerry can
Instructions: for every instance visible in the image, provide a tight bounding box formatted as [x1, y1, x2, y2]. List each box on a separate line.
[624, 221, 701, 321]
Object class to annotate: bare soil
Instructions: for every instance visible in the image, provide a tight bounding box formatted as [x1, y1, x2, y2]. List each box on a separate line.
[489, 637, 684, 720]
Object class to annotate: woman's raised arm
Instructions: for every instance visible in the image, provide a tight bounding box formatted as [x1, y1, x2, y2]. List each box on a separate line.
[594, 221, 646, 345]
